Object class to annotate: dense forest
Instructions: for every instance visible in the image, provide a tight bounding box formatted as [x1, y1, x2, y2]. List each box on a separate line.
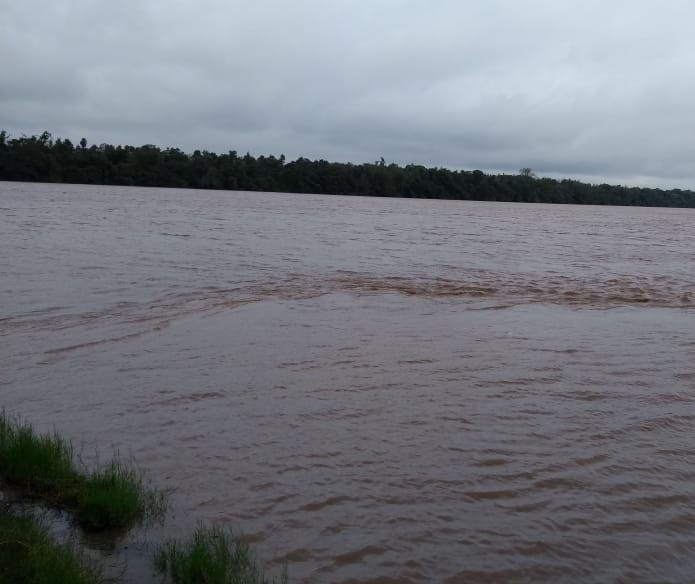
[1, 130, 694, 207]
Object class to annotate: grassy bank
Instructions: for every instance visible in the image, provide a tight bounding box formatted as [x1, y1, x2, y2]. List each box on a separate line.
[0, 413, 285, 582]
[0, 412, 164, 530]
[156, 524, 288, 584]
[0, 510, 103, 584]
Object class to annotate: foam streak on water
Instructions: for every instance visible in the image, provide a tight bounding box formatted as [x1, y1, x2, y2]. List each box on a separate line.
[2, 182, 695, 583]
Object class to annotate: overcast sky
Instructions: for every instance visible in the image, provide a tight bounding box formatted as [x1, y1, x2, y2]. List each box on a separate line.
[2, 0, 694, 188]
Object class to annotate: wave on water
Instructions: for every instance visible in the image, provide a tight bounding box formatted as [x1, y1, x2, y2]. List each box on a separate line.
[324, 273, 694, 307]
[3, 272, 694, 339]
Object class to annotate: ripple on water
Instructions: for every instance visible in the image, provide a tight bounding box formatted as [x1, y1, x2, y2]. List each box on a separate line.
[3, 185, 695, 583]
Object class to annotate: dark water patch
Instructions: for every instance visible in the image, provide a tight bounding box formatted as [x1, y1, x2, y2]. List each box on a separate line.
[160, 232, 191, 238]
[330, 545, 388, 567]
[43, 330, 150, 355]
[301, 495, 353, 512]
[273, 547, 315, 563]
[464, 489, 522, 501]
[153, 391, 226, 406]
[445, 566, 568, 584]
[335, 578, 411, 584]
[471, 458, 509, 467]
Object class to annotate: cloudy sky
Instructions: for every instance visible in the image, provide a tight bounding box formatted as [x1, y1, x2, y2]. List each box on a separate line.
[2, 0, 694, 188]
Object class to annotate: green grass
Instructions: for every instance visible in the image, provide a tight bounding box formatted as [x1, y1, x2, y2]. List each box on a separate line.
[75, 457, 166, 530]
[0, 415, 78, 496]
[0, 510, 103, 584]
[0, 413, 283, 583]
[155, 524, 288, 584]
[0, 412, 165, 531]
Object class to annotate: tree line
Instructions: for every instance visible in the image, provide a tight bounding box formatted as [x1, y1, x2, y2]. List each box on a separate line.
[1, 130, 694, 207]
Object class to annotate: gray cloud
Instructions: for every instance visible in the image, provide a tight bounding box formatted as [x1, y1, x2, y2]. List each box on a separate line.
[2, 0, 695, 188]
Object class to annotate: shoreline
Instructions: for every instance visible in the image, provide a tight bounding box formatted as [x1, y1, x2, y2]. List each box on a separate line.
[0, 413, 287, 584]
[2, 130, 694, 208]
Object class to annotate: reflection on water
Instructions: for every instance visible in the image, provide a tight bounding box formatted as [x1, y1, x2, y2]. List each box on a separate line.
[2, 182, 695, 583]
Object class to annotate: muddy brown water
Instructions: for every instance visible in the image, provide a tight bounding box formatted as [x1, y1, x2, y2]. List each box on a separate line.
[2, 181, 695, 583]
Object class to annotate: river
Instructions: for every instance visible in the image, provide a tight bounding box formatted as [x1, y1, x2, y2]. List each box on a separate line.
[2, 181, 695, 583]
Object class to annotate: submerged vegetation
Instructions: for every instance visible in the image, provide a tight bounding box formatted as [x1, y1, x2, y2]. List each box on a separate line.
[75, 460, 165, 530]
[0, 412, 164, 530]
[1, 129, 695, 207]
[0, 412, 285, 583]
[155, 524, 288, 584]
[0, 511, 103, 584]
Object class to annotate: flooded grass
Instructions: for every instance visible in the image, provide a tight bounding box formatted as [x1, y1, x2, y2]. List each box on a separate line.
[0, 510, 103, 584]
[155, 524, 288, 584]
[75, 458, 166, 530]
[0, 413, 77, 497]
[0, 413, 282, 581]
[0, 412, 165, 531]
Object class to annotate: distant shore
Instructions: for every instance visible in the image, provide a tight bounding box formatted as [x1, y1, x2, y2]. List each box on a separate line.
[1, 130, 694, 208]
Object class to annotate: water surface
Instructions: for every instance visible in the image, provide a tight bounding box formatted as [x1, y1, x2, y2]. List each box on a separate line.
[2, 182, 695, 583]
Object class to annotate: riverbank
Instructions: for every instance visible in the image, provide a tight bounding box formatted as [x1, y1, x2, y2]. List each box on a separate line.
[0, 413, 286, 584]
[0, 411, 164, 531]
